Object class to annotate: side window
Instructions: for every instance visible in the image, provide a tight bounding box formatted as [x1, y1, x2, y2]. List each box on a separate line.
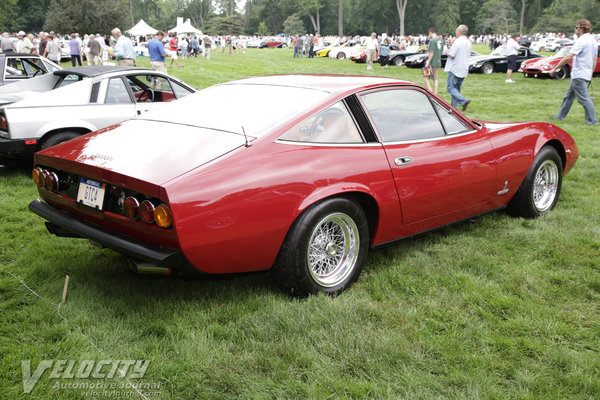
[279, 101, 364, 144]
[170, 80, 194, 99]
[433, 102, 469, 134]
[361, 89, 444, 142]
[105, 78, 132, 104]
[127, 75, 177, 103]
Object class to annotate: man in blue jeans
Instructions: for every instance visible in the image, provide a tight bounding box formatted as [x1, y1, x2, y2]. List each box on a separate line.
[445, 24, 472, 111]
[550, 19, 598, 125]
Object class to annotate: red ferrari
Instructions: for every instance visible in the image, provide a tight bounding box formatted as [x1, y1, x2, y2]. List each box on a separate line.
[29, 75, 578, 296]
[519, 45, 600, 80]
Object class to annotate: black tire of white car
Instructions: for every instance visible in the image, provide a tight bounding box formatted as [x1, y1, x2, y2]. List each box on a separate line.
[482, 62, 494, 74]
[507, 146, 563, 219]
[271, 197, 369, 297]
[40, 131, 81, 150]
[393, 57, 404, 66]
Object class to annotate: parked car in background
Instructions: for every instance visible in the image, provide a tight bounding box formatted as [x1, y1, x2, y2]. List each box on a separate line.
[328, 42, 362, 59]
[0, 66, 195, 163]
[405, 50, 481, 68]
[28, 74, 577, 297]
[469, 46, 542, 74]
[0, 53, 61, 87]
[259, 38, 288, 48]
[350, 45, 424, 65]
[518, 35, 540, 48]
[520, 45, 600, 80]
[544, 38, 574, 52]
[134, 42, 150, 57]
[315, 42, 339, 57]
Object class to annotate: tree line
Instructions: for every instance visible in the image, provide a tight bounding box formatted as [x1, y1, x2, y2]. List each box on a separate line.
[1, 0, 597, 38]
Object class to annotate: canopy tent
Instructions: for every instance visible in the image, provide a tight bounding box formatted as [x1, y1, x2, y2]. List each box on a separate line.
[126, 19, 158, 36]
[169, 17, 203, 36]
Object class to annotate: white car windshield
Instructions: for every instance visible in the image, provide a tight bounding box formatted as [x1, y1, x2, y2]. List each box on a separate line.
[490, 46, 507, 56]
[142, 83, 331, 138]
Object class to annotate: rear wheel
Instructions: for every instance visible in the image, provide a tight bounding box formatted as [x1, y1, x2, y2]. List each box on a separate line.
[281, 43, 288, 48]
[337, 52, 346, 59]
[40, 131, 81, 150]
[482, 62, 494, 74]
[507, 146, 563, 218]
[271, 197, 369, 297]
[393, 57, 404, 66]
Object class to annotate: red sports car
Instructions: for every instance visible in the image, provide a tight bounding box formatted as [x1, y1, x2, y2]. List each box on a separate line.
[519, 45, 600, 80]
[29, 75, 578, 296]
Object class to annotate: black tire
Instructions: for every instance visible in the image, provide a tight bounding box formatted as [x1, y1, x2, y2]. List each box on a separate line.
[482, 62, 495, 75]
[40, 131, 81, 150]
[271, 197, 369, 297]
[507, 146, 563, 219]
[393, 56, 404, 66]
[554, 66, 568, 80]
[337, 52, 346, 59]
[281, 43, 288, 48]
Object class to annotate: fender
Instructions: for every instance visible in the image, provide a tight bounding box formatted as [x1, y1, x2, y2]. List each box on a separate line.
[36, 119, 96, 138]
[297, 182, 381, 214]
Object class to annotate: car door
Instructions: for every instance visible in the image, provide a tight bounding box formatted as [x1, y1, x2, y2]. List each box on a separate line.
[359, 87, 497, 228]
[94, 76, 137, 127]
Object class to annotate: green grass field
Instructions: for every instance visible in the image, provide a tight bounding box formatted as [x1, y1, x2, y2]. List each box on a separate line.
[1, 45, 599, 399]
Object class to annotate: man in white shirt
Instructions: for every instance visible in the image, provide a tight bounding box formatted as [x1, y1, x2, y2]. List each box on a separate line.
[550, 19, 598, 125]
[505, 34, 520, 83]
[445, 24, 472, 111]
[365, 32, 378, 71]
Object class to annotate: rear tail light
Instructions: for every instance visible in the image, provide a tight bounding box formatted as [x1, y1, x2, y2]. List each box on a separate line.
[154, 204, 172, 228]
[139, 200, 155, 224]
[32, 168, 43, 186]
[0, 114, 7, 130]
[45, 172, 59, 191]
[123, 196, 140, 219]
[39, 170, 49, 189]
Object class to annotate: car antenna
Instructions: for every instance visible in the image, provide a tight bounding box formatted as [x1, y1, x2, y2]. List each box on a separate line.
[241, 126, 252, 147]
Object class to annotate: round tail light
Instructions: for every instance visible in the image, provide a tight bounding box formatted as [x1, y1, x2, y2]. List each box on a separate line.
[45, 172, 59, 191]
[154, 204, 172, 228]
[139, 200, 155, 224]
[32, 168, 43, 186]
[123, 197, 140, 219]
[39, 170, 49, 189]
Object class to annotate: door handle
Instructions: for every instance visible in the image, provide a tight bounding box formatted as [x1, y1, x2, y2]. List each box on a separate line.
[394, 156, 413, 166]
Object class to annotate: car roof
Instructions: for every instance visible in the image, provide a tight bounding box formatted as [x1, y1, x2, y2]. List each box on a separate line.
[224, 74, 411, 94]
[54, 65, 154, 78]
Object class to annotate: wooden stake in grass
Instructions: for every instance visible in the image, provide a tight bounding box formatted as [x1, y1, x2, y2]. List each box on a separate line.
[61, 275, 70, 304]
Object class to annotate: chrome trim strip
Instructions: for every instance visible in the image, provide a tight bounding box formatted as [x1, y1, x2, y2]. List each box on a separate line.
[274, 139, 382, 148]
[381, 129, 478, 145]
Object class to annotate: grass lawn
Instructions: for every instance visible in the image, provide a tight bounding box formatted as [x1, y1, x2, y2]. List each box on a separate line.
[1, 45, 599, 399]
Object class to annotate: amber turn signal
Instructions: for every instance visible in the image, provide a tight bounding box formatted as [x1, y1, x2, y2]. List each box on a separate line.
[154, 204, 172, 228]
[32, 168, 43, 186]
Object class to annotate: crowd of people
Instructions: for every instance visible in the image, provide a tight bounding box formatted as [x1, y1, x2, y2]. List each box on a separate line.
[1, 20, 596, 125]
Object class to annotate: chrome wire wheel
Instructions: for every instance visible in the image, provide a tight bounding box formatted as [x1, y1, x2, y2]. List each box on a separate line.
[533, 159, 559, 212]
[307, 212, 359, 287]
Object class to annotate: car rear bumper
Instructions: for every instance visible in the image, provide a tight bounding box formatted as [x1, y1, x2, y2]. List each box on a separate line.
[0, 136, 38, 158]
[29, 199, 199, 275]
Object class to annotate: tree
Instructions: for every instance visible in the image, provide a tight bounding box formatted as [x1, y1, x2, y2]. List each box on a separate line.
[1, 0, 50, 32]
[294, 0, 323, 34]
[256, 20, 270, 35]
[45, 0, 128, 34]
[283, 14, 305, 34]
[205, 15, 245, 35]
[478, 0, 519, 33]
[396, 0, 408, 36]
[338, 0, 343, 36]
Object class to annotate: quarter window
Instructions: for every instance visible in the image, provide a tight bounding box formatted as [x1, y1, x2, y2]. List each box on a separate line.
[279, 101, 363, 144]
[361, 89, 445, 142]
[105, 78, 132, 104]
[432, 102, 469, 134]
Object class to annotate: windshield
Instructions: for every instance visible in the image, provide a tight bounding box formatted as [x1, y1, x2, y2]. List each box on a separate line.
[141, 83, 331, 137]
[490, 46, 507, 56]
[555, 47, 571, 57]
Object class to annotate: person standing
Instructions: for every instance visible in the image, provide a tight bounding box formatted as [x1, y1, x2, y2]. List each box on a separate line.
[44, 33, 61, 64]
[293, 35, 299, 58]
[148, 31, 167, 73]
[424, 27, 444, 94]
[190, 36, 199, 57]
[1, 32, 16, 53]
[550, 19, 598, 125]
[167, 34, 183, 68]
[505, 34, 519, 83]
[378, 38, 390, 69]
[203, 35, 212, 60]
[69, 33, 83, 66]
[38, 32, 48, 58]
[297, 35, 304, 58]
[365, 32, 378, 70]
[445, 24, 472, 111]
[111, 28, 136, 66]
[87, 34, 103, 65]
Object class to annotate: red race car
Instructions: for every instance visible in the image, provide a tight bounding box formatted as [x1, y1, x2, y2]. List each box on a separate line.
[519, 45, 600, 80]
[29, 75, 578, 296]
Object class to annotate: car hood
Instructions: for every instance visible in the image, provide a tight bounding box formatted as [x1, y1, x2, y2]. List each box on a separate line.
[469, 55, 491, 64]
[36, 119, 249, 185]
[523, 56, 558, 68]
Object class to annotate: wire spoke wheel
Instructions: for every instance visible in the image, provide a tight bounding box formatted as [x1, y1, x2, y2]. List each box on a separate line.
[307, 213, 359, 287]
[533, 159, 559, 213]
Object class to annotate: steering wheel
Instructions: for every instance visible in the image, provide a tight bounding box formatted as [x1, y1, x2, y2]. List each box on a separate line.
[137, 88, 155, 102]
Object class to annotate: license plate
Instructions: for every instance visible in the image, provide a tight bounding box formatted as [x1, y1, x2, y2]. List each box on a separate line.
[76, 178, 106, 210]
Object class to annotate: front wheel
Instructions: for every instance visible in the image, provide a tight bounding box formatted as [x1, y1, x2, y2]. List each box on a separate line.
[554, 66, 568, 80]
[271, 197, 369, 297]
[337, 52, 346, 59]
[482, 62, 494, 74]
[507, 146, 563, 218]
[281, 43, 288, 48]
[393, 57, 404, 66]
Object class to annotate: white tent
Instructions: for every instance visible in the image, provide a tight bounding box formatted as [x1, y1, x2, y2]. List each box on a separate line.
[169, 17, 202, 36]
[126, 19, 158, 36]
